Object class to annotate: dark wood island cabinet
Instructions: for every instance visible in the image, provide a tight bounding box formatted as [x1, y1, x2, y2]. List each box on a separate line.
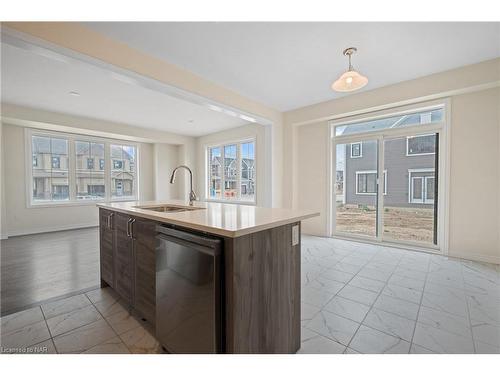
[98, 201, 317, 354]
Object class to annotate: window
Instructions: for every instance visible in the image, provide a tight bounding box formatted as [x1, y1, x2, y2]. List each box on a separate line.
[335, 107, 444, 137]
[76, 141, 105, 200]
[409, 169, 435, 204]
[32, 135, 69, 201]
[406, 134, 436, 156]
[350, 142, 362, 158]
[355, 170, 387, 195]
[28, 129, 138, 205]
[207, 139, 256, 203]
[111, 144, 136, 199]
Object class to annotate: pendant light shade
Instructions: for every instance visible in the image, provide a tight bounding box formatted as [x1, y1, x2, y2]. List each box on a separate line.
[332, 47, 368, 92]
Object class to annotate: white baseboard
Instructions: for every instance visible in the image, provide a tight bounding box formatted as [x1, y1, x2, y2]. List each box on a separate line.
[448, 251, 500, 265]
[5, 222, 98, 238]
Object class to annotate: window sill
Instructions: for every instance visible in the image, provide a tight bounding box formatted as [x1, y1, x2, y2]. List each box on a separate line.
[27, 198, 137, 209]
[204, 198, 257, 206]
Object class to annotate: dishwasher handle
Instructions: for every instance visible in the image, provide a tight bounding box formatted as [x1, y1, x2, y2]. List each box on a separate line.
[156, 233, 221, 257]
[156, 226, 222, 250]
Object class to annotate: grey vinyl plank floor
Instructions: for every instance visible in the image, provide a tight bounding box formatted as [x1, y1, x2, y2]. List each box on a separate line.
[1, 227, 100, 316]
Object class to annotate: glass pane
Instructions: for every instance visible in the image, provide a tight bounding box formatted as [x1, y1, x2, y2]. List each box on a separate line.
[335, 108, 443, 137]
[208, 147, 222, 199]
[224, 144, 237, 200]
[240, 141, 255, 202]
[76, 141, 105, 200]
[407, 134, 436, 155]
[51, 171, 69, 200]
[383, 134, 437, 244]
[335, 139, 378, 237]
[111, 144, 136, 199]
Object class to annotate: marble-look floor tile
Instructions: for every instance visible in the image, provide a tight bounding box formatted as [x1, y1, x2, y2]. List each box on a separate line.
[82, 336, 131, 354]
[381, 284, 422, 304]
[320, 268, 355, 283]
[467, 294, 500, 326]
[53, 319, 116, 354]
[85, 287, 119, 305]
[357, 267, 392, 282]
[474, 340, 500, 354]
[104, 309, 142, 335]
[388, 274, 425, 291]
[422, 290, 468, 318]
[301, 326, 319, 342]
[471, 322, 500, 348]
[306, 310, 359, 346]
[417, 306, 471, 338]
[46, 304, 102, 337]
[348, 275, 385, 293]
[332, 261, 363, 275]
[301, 303, 322, 327]
[298, 334, 346, 354]
[94, 297, 130, 318]
[0, 320, 50, 349]
[393, 266, 427, 281]
[412, 322, 475, 353]
[373, 294, 420, 321]
[323, 296, 370, 323]
[302, 286, 336, 308]
[344, 347, 361, 354]
[306, 276, 345, 294]
[0, 306, 45, 334]
[409, 343, 436, 354]
[41, 294, 91, 320]
[364, 261, 397, 274]
[119, 325, 162, 354]
[342, 256, 369, 267]
[363, 308, 415, 341]
[337, 285, 378, 306]
[349, 325, 410, 354]
[426, 272, 464, 289]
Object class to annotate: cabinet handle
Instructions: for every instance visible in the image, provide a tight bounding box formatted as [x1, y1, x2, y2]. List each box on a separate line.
[126, 218, 132, 237]
[130, 218, 136, 239]
[109, 213, 114, 230]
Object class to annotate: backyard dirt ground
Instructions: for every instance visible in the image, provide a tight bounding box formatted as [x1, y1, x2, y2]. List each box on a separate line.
[336, 205, 434, 243]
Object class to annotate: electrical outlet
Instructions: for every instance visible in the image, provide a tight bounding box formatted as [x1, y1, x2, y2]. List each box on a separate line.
[292, 225, 299, 246]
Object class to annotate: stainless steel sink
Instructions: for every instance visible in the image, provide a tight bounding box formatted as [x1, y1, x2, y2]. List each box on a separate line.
[134, 204, 204, 213]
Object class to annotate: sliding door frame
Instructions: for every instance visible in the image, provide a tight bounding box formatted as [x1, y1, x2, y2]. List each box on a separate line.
[329, 99, 450, 254]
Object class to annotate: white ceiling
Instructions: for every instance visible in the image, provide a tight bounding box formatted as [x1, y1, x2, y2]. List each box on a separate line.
[85, 22, 500, 111]
[0, 42, 248, 137]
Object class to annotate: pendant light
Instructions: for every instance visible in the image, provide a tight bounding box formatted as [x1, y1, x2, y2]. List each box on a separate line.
[332, 47, 368, 92]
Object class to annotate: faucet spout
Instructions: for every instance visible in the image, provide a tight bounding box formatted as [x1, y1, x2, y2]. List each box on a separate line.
[170, 165, 197, 205]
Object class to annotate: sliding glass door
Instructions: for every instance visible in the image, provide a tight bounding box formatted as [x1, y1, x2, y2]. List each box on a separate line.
[332, 106, 444, 250]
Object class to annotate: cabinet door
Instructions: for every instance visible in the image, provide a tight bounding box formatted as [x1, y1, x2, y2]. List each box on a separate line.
[114, 213, 135, 304]
[99, 209, 115, 287]
[133, 217, 156, 323]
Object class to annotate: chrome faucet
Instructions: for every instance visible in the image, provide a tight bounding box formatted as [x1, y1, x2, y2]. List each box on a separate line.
[170, 165, 197, 206]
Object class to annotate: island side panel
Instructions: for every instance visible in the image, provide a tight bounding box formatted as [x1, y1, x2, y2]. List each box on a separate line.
[224, 222, 301, 353]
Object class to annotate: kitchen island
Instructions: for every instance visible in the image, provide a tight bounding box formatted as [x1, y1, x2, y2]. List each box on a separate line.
[97, 200, 318, 354]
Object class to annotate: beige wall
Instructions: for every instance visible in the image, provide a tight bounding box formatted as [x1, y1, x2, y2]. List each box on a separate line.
[194, 123, 268, 205]
[289, 87, 500, 264]
[448, 88, 500, 263]
[0, 121, 6, 238]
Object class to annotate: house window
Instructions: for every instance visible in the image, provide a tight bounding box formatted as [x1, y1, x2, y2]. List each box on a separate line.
[28, 130, 138, 205]
[409, 169, 435, 204]
[111, 144, 136, 198]
[207, 139, 256, 203]
[406, 134, 436, 156]
[355, 170, 387, 195]
[31, 135, 69, 201]
[51, 156, 61, 169]
[76, 141, 105, 200]
[113, 160, 123, 169]
[350, 142, 362, 158]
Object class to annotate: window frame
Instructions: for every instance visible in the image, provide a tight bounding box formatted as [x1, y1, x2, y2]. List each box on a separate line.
[205, 137, 257, 205]
[408, 168, 435, 204]
[355, 170, 387, 195]
[25, 128, 140, 208]
[406, 134, 436, 156]
[350, 142, 363, 158]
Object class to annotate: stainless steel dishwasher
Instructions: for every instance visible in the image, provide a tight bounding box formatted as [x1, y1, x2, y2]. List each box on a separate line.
[155, 225, 222, 354]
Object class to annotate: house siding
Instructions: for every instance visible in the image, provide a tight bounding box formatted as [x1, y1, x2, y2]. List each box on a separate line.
[345, 138, 436, 208]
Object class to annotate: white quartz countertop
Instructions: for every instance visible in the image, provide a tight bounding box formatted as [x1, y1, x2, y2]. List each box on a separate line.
[97, 200, 319, 238]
